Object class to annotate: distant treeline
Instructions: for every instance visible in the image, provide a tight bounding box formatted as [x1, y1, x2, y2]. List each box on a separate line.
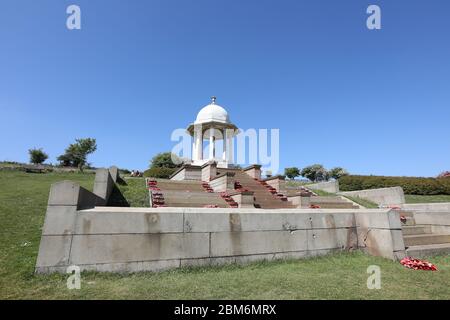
[339, 175, 450, 195]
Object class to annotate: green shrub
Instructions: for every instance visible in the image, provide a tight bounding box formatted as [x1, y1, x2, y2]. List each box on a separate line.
[143, 167, 177, 179]
[339, 175, 450, 195]
[28, 148, 48, 165]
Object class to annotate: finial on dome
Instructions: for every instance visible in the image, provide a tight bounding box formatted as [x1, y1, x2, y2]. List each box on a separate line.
[211, 96, 217, 104]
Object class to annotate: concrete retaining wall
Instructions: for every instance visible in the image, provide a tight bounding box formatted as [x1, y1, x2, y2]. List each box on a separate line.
[339, 187, 405, 206]
[354, 210, 406, 260]
[170, 165, 202, 181]
[308, 180, 339, 193]
[36, 191, 404, 273]
[93, 166, 118, 206]
[35, 167, 406, 273]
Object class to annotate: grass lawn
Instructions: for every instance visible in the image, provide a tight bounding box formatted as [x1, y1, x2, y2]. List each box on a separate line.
[1, 170, 449, 299]
[405, 194, 450, 204]
[343, 196, 379, 209]
[109, 177, 149, 207]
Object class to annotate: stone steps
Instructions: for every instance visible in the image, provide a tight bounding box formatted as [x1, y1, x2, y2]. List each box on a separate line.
[163, 201, 229, 208]
[399, 211, 450, 257]
[148, 178, 231, 208]
[406, 243, 450, 258]
[309, 202, 359, 209]
[403, 234, 450, 247]
[401, 225, 432, 236]
[232, 172, 295, 209]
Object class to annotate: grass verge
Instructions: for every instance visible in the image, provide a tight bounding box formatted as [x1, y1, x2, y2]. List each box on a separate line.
[405, 194, 450, 204]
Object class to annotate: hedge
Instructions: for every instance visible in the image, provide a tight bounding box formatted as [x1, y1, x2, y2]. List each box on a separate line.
[339, 175, 450, 195]
[143, 167, 177, 179]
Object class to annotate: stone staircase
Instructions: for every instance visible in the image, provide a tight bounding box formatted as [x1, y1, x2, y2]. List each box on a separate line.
[147, 179, 231, 208]
[285, 188, 359, 209]
[400, 210, 450, 257]
[309, 196, 360, 209]
[218, 170, 297, 209]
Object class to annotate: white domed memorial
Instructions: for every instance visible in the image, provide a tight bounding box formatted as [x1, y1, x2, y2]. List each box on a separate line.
[187, 97, 238, 168]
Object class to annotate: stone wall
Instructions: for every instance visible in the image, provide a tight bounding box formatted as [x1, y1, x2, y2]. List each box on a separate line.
[354, 210, 406, 260]
[402, 203, 450, 212]
[308, 180, 340, 193]
[339, 187, 405, 206]
[264, 175, 286, 193]
[35, 167, 407, 273]
[36, 194, 404, 273]
[201, 162, 217, 182]
[243, 165, 261, 180]
[93, 166, 118, 206]
[170, 165, 202, 181]
[209, 172, 235, 192]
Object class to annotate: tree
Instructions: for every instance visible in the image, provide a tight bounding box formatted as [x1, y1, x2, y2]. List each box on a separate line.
[329, 167, 349, 180]
[144, 167, 178, 179]
[145, 152, 184, 179]
[301, 164, 329, 182]
[57, 138, 97, 172]
[149, 152, 182, 169]
[284, 167, 300, 180]
[28, 148, 48, 165]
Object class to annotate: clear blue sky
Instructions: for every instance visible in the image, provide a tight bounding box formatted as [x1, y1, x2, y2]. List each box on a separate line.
[1, 0, 449, 177]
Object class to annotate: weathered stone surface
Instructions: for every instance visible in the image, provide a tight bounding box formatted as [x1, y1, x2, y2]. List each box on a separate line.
[339, 187, 405, 205]
[310, 212, 355, 229]
[42, 205, 77, 235]
[307, 228, 357, 251]
[243, 164, 261, 179]
[355, 209, 401, 229]
[36, 203, 412, 272]
[47, 181, 98, 209]
[80, 259, 181, 273]
[48, 181, 81, 207]
[70, 233, 210, 265]
[210, 230, 308, 257]
[230, 192, 254, 208]
[414, 212, 450, 226]
[357, 228, 405, 259]
[74, 210, 183, 234]
[402, 203, 450, 212]
[109, 166, 119, 183]
[93, 168, 113, 205]
[308, 180, 340, 193]
[35, 235, 72, 268]
[184, 211, 312, 232]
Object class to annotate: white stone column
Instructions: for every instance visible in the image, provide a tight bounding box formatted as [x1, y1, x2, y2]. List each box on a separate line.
[222, 128, 227, 161]
[195, 126, 203, 161]
[192, 131, 198, 161]
[209, 128, 215, 160]
[227, 131, 234, 164]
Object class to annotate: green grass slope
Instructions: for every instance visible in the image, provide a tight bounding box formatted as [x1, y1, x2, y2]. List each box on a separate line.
[0, 170, 449, 299]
